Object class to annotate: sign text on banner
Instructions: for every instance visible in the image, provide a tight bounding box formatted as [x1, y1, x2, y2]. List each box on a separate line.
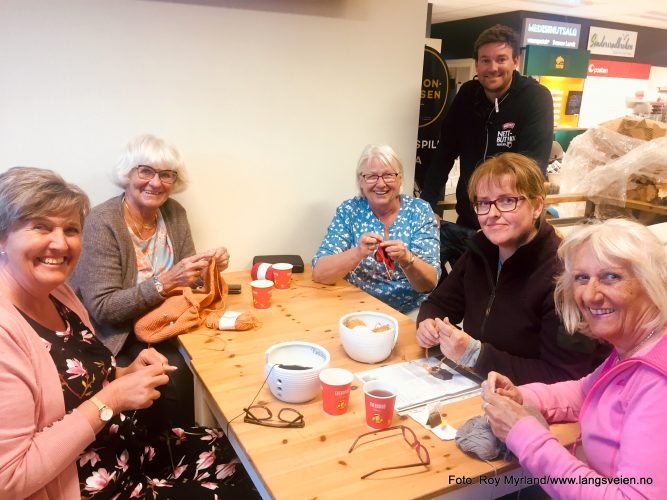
[587, 27, 637, 58]
[587, 59, 651, 79]
[522, 18, 581, 49]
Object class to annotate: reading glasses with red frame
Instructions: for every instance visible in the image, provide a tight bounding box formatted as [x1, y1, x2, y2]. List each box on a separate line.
[348, 425, 430, 479]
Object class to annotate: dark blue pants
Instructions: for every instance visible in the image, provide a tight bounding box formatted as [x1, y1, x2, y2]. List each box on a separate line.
[439, 220, 476, 274]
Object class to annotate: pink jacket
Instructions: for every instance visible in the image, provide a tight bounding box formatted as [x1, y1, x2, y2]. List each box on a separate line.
[0, 278, 96, 499]
[507, 333, 667, 499]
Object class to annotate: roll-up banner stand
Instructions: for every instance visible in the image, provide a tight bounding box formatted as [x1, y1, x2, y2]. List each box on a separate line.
[414, 46, 455, 196]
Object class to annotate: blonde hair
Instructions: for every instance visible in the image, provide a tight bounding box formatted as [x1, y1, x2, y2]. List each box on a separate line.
[0, 167, 90, 239]
[555, 218, 667, 336]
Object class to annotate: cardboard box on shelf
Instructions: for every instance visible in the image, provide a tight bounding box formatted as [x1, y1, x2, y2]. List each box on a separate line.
[600, 116, 667, 141]
[627, 175, 666, 204]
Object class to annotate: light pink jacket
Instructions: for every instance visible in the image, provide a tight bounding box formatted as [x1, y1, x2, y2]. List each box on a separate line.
[507, 333, 667, 499]
[0, 279, 96, 499]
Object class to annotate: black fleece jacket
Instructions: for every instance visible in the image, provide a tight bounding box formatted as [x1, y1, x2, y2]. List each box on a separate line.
[417, 221, 608, 385]
[421, 71, 554, 229]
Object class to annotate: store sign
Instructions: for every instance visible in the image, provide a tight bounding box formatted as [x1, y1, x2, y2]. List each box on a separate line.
[524, 45, 590, 78]
[587, 27, 637, 58]
[587, 59, 651, 79]
[522, 18, 581, 49]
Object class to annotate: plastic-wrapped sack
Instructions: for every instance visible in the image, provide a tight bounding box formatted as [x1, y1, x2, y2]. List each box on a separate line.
[557, 126, 666, 219]
[576, 136, 667, 203]
[558, 127, 645, 199]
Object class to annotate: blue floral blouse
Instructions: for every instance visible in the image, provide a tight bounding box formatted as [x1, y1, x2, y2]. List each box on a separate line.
[313, 195, 441, 313]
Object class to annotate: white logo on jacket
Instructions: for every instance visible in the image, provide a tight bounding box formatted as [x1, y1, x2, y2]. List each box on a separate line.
[496, 128, 517, 148]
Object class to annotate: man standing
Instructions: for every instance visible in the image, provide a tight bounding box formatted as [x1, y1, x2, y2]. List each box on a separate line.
[421, 24, 553, 267]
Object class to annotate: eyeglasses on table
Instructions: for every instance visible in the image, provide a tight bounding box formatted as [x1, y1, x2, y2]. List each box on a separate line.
[243, 405, 305, 428]
[348, 425, 430, 479]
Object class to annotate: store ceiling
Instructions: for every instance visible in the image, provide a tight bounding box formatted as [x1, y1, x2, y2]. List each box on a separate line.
[430, 0, 667, 30]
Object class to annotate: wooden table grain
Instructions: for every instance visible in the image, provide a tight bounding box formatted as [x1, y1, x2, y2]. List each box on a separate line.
[179, 268, 579, 499]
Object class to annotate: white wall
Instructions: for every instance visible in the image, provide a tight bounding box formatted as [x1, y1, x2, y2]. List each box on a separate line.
[0, 0, 428, 270]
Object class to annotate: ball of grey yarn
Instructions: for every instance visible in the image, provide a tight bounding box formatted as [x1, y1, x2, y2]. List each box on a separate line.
[455, 405, 548, 461]
[455, 415, 504, 460]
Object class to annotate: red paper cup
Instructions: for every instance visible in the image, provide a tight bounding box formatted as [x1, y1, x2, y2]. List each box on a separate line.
[363, 380, 397, 430]
[272, 263, 293, 289]
[319, 368, 353, 416]
[250, 279, 273, 309]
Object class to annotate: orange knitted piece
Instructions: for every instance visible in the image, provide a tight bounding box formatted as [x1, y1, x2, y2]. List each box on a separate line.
[134, 260, 228, 343]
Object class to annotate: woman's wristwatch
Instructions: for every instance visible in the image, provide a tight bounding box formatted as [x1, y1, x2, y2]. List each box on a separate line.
[89, 396, 114, 422]
[153, 275, 166, 297]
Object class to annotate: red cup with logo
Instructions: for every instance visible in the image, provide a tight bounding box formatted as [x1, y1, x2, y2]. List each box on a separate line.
[250, 279, 273, 309]
[363, 380, 397, 430]
[319, 368, 354, 416]
[272, 262, 293, 289]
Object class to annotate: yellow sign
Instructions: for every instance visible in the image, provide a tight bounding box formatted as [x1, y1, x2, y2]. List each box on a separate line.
[539, 76, 585, 128]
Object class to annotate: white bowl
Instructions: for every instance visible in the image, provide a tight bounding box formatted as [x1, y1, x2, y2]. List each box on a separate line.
[339, 311, 399, 364]
[264, 341, 330, 403]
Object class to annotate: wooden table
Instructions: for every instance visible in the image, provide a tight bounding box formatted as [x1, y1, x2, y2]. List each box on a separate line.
[179, 268, 579, 499]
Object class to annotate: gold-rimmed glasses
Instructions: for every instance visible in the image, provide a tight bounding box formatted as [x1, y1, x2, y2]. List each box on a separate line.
[348, 425, 430, 479]
[243, 405, 305, 428]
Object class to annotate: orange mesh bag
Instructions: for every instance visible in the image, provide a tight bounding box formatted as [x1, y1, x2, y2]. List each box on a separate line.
[134, 260, 228, 343]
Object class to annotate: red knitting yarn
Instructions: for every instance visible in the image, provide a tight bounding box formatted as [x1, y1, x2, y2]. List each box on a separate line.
[251, 262, 274, 281]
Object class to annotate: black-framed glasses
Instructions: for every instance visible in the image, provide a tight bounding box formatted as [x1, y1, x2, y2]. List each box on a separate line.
[348, 425, 430, 479]
[473, 196, 526, 215]
[135, 165, 178, 184]
[225, 364, 307, 435]
[243, 405, 305, 428]
[360, 172, 400, 184]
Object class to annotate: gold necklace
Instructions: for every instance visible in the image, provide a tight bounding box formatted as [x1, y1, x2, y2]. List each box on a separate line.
[617, 328, 658, 361]
[123, 199, 157, 237]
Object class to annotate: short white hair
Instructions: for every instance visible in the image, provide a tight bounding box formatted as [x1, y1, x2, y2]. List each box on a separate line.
[112, 134, 189, 193]
[355, 144, 404, 196]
